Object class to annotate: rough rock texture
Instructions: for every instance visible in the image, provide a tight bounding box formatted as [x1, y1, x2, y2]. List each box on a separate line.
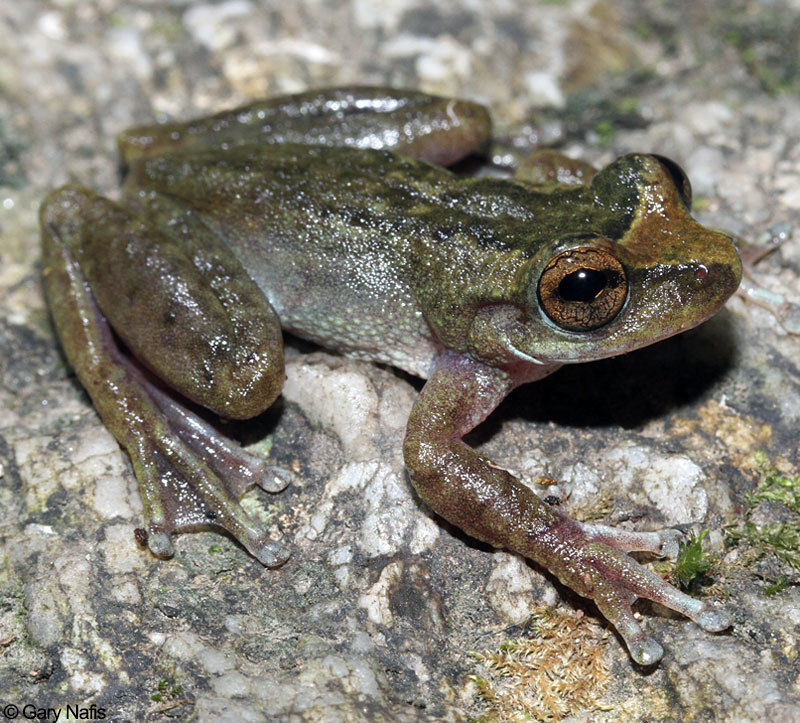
[2, 1, 799, 720]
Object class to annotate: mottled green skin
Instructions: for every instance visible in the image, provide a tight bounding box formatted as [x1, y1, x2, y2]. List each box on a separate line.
[40, 87, 742, 665]
[122, 144, 738, 372]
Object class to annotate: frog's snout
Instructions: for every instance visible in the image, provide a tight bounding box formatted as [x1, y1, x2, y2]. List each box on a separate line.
[694, 255, 742, 296]
[693, 230, 744, 301]
[685, 256, 742, 318]
[649, 224, 743, 315]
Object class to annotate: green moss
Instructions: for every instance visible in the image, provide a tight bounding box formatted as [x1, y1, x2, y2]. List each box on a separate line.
[654, 529, 720, 591]
[725, 452, 800, 570]
[748, 452, 800, 513]
[614, 95, 640, 116]
[762, 575, 789, 596]
[673, 530, 715, 590]
[592, 119, 616, 147]
[151, 677, 186, 704]
[728, 521, 800, 569]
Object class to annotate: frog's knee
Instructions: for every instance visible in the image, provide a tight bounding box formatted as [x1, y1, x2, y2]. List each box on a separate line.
[195, 350, 285, 419]
[40, 185, 97, 244]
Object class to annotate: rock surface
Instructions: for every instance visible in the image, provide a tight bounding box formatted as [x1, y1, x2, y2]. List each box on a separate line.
[2, 1, 799, 720]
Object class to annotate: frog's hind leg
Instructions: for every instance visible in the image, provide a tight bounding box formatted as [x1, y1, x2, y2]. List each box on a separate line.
[125, 366, 292, 566]
[118, 87, 492, 167]
[41, 185, 290, 566]
[129, 394, 292, 566]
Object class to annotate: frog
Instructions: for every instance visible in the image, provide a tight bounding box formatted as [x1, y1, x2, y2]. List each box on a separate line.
[40, 87, 741, 665]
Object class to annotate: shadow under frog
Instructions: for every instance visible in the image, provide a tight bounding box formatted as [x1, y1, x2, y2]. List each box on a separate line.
[503, 308, 740, 432]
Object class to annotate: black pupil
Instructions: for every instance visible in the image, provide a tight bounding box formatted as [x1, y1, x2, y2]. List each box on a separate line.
[558, 268, 607, 302]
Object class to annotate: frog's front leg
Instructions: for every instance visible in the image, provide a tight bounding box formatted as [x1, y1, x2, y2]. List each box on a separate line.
[403, 351, 731, 665]
[41, 186, 290, 566]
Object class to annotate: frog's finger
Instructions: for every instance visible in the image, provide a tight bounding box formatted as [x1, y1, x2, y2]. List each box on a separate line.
[120, 87, 491, 167]
[579, 523, 683, 558]
[146, 382, 292, 496]
[623, 564, 732, 633]
[596, 590, 665, 666]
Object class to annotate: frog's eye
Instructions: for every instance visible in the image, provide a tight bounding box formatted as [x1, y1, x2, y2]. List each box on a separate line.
[652, 154, 692, 208]
[537, 246, 627, 331]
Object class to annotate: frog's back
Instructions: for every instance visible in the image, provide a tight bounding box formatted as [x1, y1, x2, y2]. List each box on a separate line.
[125, 144, 468, 376]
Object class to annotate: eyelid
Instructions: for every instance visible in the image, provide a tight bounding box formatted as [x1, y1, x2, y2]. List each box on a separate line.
[651, 154, 692, 207]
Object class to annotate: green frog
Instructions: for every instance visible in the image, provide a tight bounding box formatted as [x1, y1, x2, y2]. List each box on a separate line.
[40, 87, 741, 665]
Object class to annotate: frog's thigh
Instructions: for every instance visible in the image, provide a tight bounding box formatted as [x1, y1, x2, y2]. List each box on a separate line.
[47, 185, 284, 419]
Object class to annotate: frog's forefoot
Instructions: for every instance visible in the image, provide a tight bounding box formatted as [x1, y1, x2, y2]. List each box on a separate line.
[547, 514, 731, 664]
[592, 577, 727, 666]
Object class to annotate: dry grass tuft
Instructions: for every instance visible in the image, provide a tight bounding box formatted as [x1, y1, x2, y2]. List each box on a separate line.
[470, 607, 612, 722]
